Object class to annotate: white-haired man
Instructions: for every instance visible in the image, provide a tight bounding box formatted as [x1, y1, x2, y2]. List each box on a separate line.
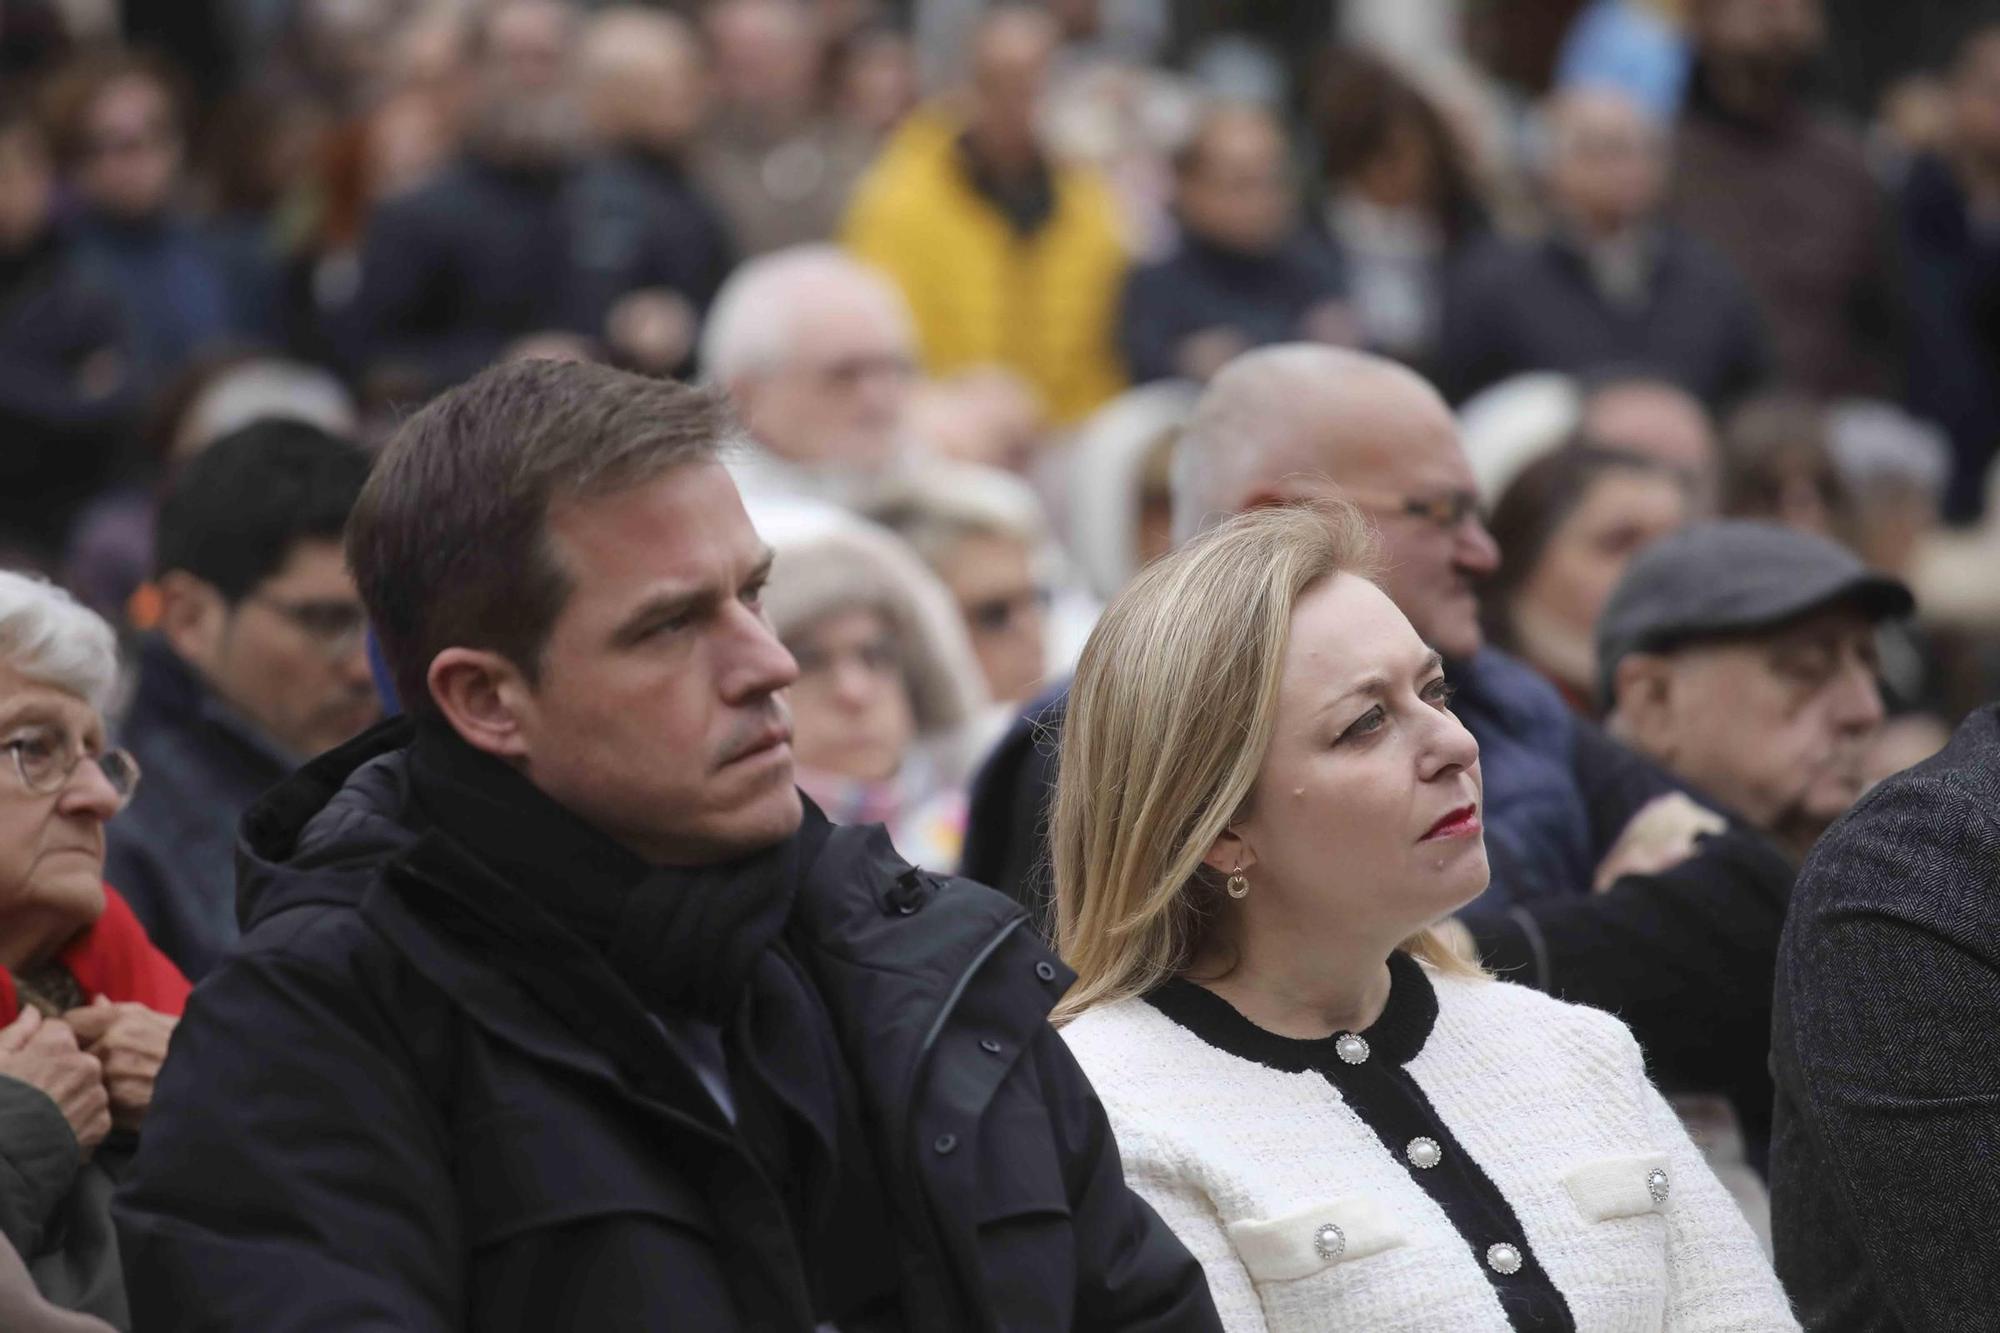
[700, 244, 921, 506]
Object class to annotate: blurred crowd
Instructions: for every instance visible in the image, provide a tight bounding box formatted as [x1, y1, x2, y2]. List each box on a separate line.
[3, 0, 2000, 1326]
[3, 0, 2000, 864]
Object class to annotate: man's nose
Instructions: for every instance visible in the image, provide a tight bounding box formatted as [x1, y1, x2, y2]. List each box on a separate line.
[722, 604, 800, 704]
[1832, 656, 1887, 733]
[339, 638, 377, 688]
[1454, 516, 1501, 577]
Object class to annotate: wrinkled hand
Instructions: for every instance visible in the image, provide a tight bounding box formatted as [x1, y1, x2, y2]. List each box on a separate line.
[605, 288, 696, 374]
[0, 1008, 110, 1157]
[61, 997, 177, 1133]
[1593, 792, 1728, 893]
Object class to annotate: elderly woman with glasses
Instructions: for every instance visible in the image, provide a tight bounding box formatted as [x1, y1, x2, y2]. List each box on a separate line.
[0, 571, 188, 1330]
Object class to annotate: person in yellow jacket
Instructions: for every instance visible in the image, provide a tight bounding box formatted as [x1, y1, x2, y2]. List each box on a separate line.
[842, 4, 1129, 425]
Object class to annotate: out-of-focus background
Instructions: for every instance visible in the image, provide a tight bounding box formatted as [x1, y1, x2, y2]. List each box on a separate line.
[7, 0, 2000, 867]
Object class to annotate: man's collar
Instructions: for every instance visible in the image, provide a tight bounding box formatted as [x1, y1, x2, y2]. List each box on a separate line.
[135, 634, 300, 774]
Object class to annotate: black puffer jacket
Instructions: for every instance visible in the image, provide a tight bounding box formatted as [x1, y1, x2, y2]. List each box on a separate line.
[113, 723, 1217, 1331]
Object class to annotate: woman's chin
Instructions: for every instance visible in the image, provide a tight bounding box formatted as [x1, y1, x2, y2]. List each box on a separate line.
[27, 871, 108, 929]
[1425, 843, 1491, 915]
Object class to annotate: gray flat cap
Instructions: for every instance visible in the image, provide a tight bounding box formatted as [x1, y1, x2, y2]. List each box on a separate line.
[1596, 520, 1914, 704]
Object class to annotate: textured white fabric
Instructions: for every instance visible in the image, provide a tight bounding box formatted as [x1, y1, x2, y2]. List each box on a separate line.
[1227, 1194, 1405, 1281]
[1563, 1154, 1670, 1224]
[1060, 968, 1800, 1332]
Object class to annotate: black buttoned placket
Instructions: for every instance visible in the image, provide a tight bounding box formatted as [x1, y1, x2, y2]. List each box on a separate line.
[1147, 953, 1577, 1331]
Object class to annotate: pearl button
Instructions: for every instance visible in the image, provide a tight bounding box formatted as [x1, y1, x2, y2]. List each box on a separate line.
[1406, 1136, 1442, 1170]
[1486, 1242, 1523, 1275]
[1647, 1167, 1670, 1204]
[1334, 1032, 1370, 1065]
[1313, 1222, 1346, 1260]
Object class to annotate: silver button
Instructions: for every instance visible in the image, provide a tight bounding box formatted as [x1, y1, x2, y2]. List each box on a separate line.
[1647, 1167, 1670, 1204]
[1406, 1136, 1442, 1170]
[1313, 1222, 1346, 1260]
[1486, 1242, 1523, 1275]
[1334, 1033, 1370, 1065]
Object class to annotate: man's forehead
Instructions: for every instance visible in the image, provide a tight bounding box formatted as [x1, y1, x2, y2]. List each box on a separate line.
[264, 538, 357, 589]
[1322, 413, 1470, 492]
[550, 464, 756, 569]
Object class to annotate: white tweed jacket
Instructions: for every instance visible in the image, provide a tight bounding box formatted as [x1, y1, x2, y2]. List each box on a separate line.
[1060, 957, 1799, 1332]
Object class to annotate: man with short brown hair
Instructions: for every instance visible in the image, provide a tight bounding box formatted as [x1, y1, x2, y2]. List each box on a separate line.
[114, 359, 1217, 1332]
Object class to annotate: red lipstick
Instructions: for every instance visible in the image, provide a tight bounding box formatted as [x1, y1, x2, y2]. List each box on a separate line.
[1421, 805, 1481, 842]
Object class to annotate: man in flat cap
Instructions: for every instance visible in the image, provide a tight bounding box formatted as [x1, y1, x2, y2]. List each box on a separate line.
[1544, 517, 1914, 1235]
[1598, 518, 1912, 863]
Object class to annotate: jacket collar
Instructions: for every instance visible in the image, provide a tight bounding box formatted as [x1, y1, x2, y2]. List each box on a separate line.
[238, 717, 1055, 1124]
[1145, 949, 1439, 1072]
[132, 633, 298, 777]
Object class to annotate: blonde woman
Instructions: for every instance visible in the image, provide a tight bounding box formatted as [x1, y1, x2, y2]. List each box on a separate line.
[1052, 503, 1796, 1331]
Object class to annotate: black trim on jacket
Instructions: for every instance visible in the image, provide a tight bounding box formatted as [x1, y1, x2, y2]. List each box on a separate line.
[1146, 954, 1578, 1331]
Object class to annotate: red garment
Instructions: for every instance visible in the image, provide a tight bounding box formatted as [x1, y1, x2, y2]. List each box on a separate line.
[0, 885, 191, 1024]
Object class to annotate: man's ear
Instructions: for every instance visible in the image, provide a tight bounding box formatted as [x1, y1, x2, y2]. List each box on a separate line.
[154, 570, 227, 671]
[726, 373, 767, 434]
[1609, 653, 1678, 758]
[427, 648, 535, 761]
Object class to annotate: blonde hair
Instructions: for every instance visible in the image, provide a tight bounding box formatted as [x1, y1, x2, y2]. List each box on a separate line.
[1051, 502, 1483, 1024]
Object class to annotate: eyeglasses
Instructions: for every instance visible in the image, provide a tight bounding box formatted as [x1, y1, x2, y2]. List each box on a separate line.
[1349, 489, 1483, 531]
[3, 725, 140, 806]
[248, 594, 370, 660]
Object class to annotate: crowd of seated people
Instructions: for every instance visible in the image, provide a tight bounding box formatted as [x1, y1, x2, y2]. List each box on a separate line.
[3, 0, 2000, 1327]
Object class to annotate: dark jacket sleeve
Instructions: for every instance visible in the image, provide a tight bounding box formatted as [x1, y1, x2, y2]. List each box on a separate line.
[960, 689, 1065, 937]
[0, 1076, 80, 1260]
[1036, 1028, 1220, 1331]
[348, 194, 503, 392]
[113, 941, 460, 1332]
[1434, 241, 1516, 404]
[1569, 718, 1691, 862]
[1464, 826, 1791, 1156]
[1116, 262, 1189, 385]
[1771, 772, 2000, 1328]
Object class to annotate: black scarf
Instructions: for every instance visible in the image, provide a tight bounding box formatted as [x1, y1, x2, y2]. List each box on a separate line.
[405, 722, 902, 1323]
[406, 719, 796, 1024]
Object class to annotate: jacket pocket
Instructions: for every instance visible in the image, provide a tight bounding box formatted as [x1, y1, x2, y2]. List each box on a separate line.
[1562, 1152, 1672, 1223]
[456, 1108, 715, 1249]
[975, 1106, 1073, 1222]
[1225, 1194, 1406, 1282]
